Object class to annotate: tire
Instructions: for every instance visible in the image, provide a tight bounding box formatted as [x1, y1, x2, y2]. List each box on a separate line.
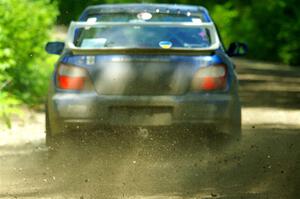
[45, 106, 69, 154]
[45, 106, 53, 148]
[207, 128, 241, 152]
[207, 108, 242, 151]
[45, 107, 60, 155]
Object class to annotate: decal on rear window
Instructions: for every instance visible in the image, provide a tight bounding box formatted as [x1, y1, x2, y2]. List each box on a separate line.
[159, 41, 173, 49]
[137, 12, 153, 21]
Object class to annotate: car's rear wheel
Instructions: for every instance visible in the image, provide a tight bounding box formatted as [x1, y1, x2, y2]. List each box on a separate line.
[207, 112, 242, 151]
[45, 107, 53, 148]
[45, 107, 77, 157]
[45, 108, 105, 161]
[207, 126, 241, 151]
[45, 108, 62, 156]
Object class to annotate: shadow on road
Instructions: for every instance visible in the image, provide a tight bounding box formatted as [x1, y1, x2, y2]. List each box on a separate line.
[237, 59, 300, 109]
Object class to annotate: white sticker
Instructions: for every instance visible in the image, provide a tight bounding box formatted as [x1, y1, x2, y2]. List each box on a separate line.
[192, 18, 202, 23]
[137, 12, 152, 21]
[87, 17, 97, 23]
[84, 18, 97, 30]
[81, 38, 107, 48]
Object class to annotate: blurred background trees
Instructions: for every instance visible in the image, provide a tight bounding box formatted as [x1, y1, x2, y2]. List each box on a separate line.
[0, 0, 299, 124]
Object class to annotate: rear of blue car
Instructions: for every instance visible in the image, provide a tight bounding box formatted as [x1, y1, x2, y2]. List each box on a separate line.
[45, 4, 242, 149]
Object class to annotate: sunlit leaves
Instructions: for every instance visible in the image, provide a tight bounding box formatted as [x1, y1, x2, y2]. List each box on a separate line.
[0, 0, 58, 101]
[0, 0, 57, 127]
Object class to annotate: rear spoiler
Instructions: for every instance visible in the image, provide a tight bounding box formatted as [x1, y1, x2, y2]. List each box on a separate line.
[65, 21, 221, 55]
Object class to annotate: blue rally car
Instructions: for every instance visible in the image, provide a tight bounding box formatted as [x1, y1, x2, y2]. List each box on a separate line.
[45, 4, 247, 150]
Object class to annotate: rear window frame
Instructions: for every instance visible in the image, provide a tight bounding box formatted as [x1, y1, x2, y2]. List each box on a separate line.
[65, 21, 221, 53]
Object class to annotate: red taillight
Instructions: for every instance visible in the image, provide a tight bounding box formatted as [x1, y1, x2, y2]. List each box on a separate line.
[191, 64, 227, 91]
[57, 64, 89, 90]
[58, 76, 85, 90]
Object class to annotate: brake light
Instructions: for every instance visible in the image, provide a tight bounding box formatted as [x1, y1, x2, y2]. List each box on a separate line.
[56, 64, 89, 90]
[191, 64, 227, 91]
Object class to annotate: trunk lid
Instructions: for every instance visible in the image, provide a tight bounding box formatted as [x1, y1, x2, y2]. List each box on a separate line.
[90, 56, 194, 95]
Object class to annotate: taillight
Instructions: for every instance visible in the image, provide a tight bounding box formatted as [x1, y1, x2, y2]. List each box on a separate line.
[191, 64, 227, 91]
[56, 63, 92, 90]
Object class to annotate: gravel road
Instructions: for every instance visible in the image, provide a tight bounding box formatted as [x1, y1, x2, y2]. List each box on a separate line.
[0, 59, 299, 199]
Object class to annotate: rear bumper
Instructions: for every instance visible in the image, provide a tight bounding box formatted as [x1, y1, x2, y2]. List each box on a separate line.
[48, 92, 240, 135]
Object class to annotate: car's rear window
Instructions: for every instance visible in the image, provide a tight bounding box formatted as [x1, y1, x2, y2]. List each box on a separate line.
[73, 25, 211, 49]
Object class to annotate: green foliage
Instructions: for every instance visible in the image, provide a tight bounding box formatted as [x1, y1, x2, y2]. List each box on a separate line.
[210, 2, 238, 47]
[0, 0, 58, 101]
[226, 0, 300, 65]
[57, 0, 134, 23]
[0, 0, 58, 127]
